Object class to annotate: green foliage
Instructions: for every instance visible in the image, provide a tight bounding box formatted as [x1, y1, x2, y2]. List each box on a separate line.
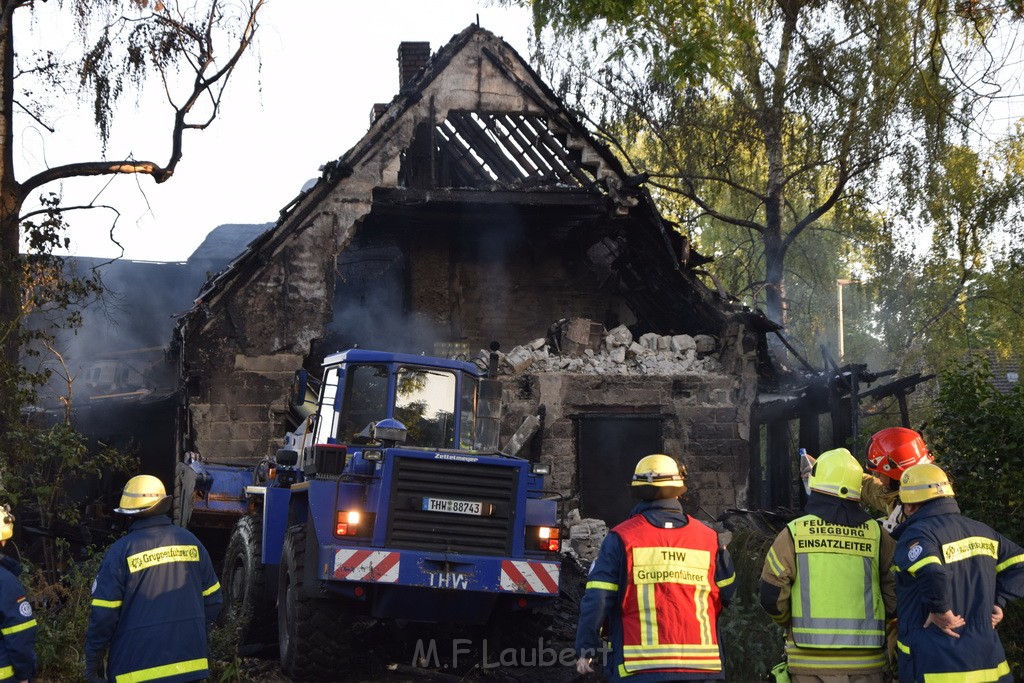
[48, 0, 265, 147]
[208, 619, 244, 682]
[718, 528, 784, 681]
[0, 194, 103, 427]
[927, 356, 1024, 667]
[512, 0, 1024, 343]
[0, 421, 135, 531]
[25, 545, 251, 682]
[22, 550, 104, 680]
[927, 356, 1024, 532]
[519, 0, 750, 86]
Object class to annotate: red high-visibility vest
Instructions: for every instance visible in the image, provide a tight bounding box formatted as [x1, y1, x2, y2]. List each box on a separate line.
[614, 514, 724, 676]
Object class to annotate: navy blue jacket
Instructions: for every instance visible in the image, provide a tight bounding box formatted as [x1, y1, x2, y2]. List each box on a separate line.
[574, 499, 736, 682]
[891, 497, 1024, 683]
[85, 516, 223, 683]
[0, 554, 36, 682]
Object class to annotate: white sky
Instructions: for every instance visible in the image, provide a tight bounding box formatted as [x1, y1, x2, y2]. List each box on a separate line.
[23, 1, 534, 262]
[21, 3, 1024, 265]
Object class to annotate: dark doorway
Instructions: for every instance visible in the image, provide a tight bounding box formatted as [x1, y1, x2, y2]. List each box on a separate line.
[576, 414, 664, 527]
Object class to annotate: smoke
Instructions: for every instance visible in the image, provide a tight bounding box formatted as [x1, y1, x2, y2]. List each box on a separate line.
[28, 224, 269, 408]
[319, 234, 448, 357]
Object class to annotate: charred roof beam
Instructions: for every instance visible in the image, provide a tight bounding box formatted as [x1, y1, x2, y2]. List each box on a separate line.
[371, 186, 609, 208]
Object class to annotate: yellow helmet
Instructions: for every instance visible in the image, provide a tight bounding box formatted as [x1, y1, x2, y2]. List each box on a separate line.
[899, 463, 954, 504]
[631, 454, 687, 490]
[0, 505, 13, 542]
[116, 475, 170, 516]
[809, 448, 863, 501]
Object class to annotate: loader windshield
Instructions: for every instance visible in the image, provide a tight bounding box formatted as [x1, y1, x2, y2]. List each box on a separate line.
[335, 364, 390, 443]
[330, 360, 474, 448]
[395, 367, 457, 448]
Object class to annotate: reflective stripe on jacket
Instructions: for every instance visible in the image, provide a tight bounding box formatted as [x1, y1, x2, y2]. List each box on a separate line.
[0, 555, 37, 683]
[759, 500, 894, 676]
[85, 515, 223, 683]
[575, 499, 735, 682]
[616, 513, 724, 676]
[787, 515, 885, 649]
[892, 497, 1024, 683]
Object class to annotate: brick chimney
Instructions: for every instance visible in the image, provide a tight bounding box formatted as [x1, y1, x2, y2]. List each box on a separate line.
[398, 41, 430, 90]
[370, 103, 388, 125]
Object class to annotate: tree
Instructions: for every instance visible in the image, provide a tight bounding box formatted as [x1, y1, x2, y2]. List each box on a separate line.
[512, 0, 1024, 344]
[0, 0, 267, 391]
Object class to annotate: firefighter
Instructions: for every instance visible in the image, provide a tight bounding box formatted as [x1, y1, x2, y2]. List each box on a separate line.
[574, 454, 736, 682]
[759, 448, 896, 683]
[0, 505, 37, 683]
[891, 463, 1024, 683]
[84, 475, 222, 683]
[861, 427, 934, 532]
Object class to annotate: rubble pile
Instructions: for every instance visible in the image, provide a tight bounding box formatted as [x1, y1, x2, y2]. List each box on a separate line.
[565, 509, 609, 562]
[483, 319, 722, 376]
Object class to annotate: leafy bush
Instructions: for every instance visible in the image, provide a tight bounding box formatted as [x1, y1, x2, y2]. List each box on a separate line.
[718, 527, 785, 681]
[928, 357, 1024, 529]
[19, 549, 102, 680]
[208, 619, 244, 683]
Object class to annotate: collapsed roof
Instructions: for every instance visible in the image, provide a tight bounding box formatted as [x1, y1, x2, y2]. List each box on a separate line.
[181, 24, 777, 345]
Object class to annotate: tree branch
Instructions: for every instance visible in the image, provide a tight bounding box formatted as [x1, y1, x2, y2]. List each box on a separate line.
[22, 159, 172, 196]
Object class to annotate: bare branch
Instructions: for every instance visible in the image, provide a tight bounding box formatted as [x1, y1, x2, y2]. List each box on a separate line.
[13, 99, 55, 133]
[22, 159, 172, 196]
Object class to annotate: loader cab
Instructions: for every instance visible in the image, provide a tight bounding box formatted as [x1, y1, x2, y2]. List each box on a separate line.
[293, 350, 492, 460]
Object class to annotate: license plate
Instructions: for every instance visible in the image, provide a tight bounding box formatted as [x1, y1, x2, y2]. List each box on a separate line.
[422, 497, 482, 516]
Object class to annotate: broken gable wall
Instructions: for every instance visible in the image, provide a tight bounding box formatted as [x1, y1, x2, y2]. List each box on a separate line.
[503, 322, 758, 533]
[178, 27, 760, 525]
[327, 222, 634, 356]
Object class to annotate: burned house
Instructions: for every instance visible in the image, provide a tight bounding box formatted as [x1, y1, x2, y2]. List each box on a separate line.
[172, 24, 783, 528]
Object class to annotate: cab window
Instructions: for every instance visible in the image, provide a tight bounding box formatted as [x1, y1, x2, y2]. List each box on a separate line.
[395, 367, 457, 448]
[335, 364, 390, 443]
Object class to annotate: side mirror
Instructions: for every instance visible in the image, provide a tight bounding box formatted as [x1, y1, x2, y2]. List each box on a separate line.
[289, 369, 309, 408]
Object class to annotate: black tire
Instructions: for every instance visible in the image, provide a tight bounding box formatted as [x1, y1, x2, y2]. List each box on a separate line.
[222, 516, 276, 646]
[278, 524, 353, 680]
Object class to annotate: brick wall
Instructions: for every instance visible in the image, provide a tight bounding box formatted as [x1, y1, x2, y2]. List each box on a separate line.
[407, 227, 635, 351]
[503, 362, 755, 524]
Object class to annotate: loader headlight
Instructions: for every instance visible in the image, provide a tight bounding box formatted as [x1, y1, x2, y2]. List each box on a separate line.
[528, 525, 560, 552]
[531, 463, 550, 475]
[335, 510, 374, 537]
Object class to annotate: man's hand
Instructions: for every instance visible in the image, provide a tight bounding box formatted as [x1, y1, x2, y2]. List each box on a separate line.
[992, 604, 1004, 629]
[576, 657, 594, 674]
[85, 659, 105, 683]
[923, 610, 965, 637]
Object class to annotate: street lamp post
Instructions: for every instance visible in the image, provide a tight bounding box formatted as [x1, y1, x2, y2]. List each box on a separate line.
[836, 278, 861, 362]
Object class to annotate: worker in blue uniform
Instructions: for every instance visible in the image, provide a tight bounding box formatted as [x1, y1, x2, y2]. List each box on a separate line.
[891, 463, 1024, 683]
[574, 455, 736, 682]
[0, 505, 37, 683]
[85, 475, 222, 683]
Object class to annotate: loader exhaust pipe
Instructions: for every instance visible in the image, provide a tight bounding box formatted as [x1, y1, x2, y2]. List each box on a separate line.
[477, 342, 502, 451]
[487, 340, 500, 378]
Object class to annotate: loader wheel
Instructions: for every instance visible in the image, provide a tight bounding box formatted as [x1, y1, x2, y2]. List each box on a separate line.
[278, 524, 353, 680]
[222, 516, 277, 648]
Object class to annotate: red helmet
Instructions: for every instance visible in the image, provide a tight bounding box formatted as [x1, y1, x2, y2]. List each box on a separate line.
[867, 427, 932, 479]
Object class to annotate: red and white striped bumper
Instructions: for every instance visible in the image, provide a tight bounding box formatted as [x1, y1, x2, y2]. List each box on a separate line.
[499, 559, 560, 594]
[333, 549, 401, 582]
